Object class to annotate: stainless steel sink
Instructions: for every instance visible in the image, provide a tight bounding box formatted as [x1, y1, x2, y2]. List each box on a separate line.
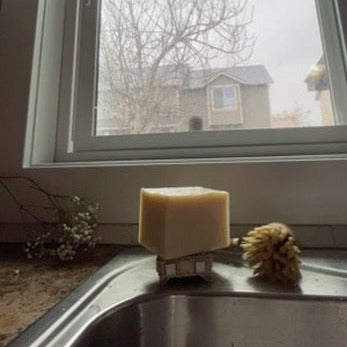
[72, 295, 347, 347]
[10, 249, 347, 347]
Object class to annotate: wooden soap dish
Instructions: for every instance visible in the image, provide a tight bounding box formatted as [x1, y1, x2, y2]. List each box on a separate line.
[156, 253, 212, 285]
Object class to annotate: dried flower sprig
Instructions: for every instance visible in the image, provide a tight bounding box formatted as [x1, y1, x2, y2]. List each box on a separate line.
[25, 196, 100, 261]
[241, 223, 301, 283]
[0, 176, 100, 261]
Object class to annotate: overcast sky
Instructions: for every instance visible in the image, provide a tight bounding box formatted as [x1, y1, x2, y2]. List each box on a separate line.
[237, 0, 324, 123]
[100, 0, 326, 126]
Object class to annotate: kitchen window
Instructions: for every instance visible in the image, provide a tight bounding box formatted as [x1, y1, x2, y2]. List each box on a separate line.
[25, 0, 347, 165]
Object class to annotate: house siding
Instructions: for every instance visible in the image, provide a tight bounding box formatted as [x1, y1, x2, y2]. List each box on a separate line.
[240, 84, 271, 129]
[317, 90, 334, 126]
[151, 87, 180, 132]
[179, 89, 208, 131]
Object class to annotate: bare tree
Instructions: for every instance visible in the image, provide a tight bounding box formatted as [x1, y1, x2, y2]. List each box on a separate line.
[272, 106, 311, 128]
[97, 0, 254, 134]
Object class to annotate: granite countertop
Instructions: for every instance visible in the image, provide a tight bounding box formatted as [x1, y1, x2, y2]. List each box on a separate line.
[3, 244, 347, 346]
[0, 244, 121, 346]
[9, 247, 347, 347]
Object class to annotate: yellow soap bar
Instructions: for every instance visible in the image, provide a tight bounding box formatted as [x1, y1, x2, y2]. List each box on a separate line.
[139, 187, 230, 259]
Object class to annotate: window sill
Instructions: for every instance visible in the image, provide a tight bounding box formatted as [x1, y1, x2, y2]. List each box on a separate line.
[24, 153, 347, 169]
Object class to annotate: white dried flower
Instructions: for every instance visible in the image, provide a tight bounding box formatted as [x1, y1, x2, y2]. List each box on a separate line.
[27, 194, 99, 261]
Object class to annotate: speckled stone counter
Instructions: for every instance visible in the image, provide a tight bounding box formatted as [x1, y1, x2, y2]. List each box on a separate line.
[0, 244, 121, 346]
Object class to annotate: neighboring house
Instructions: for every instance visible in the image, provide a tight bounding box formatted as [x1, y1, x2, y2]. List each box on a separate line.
[178, 65, 273, 132]
[97, 64, 273, 134]
[305, 57, 334, 126]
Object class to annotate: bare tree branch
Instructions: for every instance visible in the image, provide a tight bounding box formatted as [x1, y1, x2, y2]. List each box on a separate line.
[97, 0, 254, 133]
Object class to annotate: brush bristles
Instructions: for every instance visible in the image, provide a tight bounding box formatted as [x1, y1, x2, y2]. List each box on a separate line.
[241, 223, 301, 283]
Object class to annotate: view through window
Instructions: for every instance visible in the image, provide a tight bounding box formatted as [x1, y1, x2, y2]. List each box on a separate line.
[95, 0, 334, 136]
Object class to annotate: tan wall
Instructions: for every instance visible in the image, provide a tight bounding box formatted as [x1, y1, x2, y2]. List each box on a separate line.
[318, 90, 335, 126]
[179, 89, 208, 131]
[156, 87, 179, 118]
[241, 84, 272, 129]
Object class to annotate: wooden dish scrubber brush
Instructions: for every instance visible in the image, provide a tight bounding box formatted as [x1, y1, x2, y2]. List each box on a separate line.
[241, 222, 301, 283]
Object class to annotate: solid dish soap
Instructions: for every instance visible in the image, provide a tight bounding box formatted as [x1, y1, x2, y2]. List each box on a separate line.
[139, 187, 230, 259]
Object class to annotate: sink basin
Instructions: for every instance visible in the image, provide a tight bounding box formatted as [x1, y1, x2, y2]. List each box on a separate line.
[9, 249, 347, 347]
[73, 295, 347, 347]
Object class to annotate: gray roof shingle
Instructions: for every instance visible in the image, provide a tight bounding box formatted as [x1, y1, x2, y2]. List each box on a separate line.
[98, 64, 273, 91]
[185, 65, 273, 89]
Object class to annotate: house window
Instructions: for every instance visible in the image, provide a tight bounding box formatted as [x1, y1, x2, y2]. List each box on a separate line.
[26, 0, 347, 164]
[212, 86, 238, 110]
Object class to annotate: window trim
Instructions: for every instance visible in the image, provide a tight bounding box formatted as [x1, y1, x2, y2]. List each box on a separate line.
[208, 84, 243, 127]
[210, 85, 239, 111]
[54, 126, 347, 162]
[24, 0, 347, 166]
[316, 0, 347, 125]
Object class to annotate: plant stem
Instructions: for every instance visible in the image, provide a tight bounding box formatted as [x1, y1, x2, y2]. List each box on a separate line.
[0, 177, 53, 230]
[0, 176, 69, 210]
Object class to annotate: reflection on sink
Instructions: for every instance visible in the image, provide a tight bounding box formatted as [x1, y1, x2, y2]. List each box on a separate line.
[9, 249, 347, 347]
[73, 295, 347, 347]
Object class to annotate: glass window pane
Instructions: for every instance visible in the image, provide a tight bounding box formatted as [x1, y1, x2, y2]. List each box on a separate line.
[224, 87, 236, 108]
[96, 0, 336, 136]
[213, 88, 224, 109]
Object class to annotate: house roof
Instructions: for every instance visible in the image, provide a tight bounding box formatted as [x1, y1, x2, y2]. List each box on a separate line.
[185, 65, 273, 89]
[98, 64, 273, 91]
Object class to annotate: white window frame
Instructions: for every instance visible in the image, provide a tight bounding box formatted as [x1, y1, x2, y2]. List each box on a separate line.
[211, 85, 239, 111]
[25, 0, 347, 166]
